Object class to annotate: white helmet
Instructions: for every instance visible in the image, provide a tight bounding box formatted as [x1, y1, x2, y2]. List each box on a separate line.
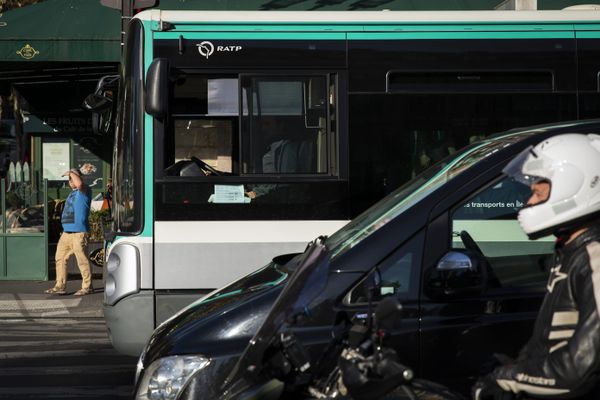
[503, 133, 600, 239]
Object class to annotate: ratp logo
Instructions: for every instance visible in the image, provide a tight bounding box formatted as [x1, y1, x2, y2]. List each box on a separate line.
[196, 41, 243, 59]
[196, 41, 214, 59]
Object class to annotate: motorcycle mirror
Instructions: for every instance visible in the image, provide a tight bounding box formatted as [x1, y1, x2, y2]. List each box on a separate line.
[375, 297, 403, 330]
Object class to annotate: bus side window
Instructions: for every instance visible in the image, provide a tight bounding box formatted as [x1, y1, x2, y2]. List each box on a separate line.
[168, 118, 236, 177]
[163, 74, 334, 178]
[166, 75, 238, 177]
[241, 75, 331, 175]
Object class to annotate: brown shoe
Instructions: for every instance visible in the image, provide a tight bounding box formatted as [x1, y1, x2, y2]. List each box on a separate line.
[44, 287, 66, 295]
[73, 288, 93, 296]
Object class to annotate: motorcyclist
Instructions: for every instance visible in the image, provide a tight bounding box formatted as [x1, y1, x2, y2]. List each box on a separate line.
[473, 133, 600, 400]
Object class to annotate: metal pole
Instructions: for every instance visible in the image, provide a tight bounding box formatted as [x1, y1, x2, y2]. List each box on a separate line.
[100, 0, 156, 51]
[121, 0, 133, 52]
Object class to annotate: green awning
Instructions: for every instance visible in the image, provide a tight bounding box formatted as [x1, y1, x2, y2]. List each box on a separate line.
[0, 0, 121, 62]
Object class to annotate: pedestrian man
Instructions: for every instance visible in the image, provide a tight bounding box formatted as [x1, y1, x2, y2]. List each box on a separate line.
[45, 168, 93, 296]
[473, 133, 600, 399]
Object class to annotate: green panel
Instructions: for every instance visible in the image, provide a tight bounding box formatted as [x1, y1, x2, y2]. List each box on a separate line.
[4, 235, 47, 280]
[576, 31, 600, 39]
[143, 21, 154, 238]
[0, 179, 48, 280]
[362, 24, 576, 31]
[155, 31, 347, 40]
[156, 30, 573, 41]
[152, 22, 576, 33]
[348, 31, 575, 40]
[574, 24, 600, 31]
[152, 22, 361, 32]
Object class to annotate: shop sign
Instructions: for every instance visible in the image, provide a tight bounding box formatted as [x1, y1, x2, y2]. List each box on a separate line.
[16, 44, 39, 60]
[43, 117, 93, 134]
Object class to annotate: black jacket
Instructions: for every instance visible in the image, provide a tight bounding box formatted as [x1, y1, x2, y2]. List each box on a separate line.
[493, 226, 600, 399]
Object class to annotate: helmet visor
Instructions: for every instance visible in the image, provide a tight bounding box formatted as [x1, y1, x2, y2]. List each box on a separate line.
[502, 145, 550, 187]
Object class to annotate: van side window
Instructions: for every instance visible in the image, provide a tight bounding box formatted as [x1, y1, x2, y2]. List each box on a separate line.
[451, 176, 553, 289]
[343, 231, 423, 305]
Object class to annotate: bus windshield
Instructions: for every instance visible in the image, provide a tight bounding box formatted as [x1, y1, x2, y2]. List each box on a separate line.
[113, 19, 143, 234]
[327, 130, 537, 259]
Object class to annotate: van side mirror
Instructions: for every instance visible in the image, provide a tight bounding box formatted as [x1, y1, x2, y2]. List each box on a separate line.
[145, 58, 170, 119]
[437, 251, 476, 272]
[426, 250, 485, 298]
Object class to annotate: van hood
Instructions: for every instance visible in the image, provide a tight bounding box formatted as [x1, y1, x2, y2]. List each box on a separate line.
[141, 253, 301, 367]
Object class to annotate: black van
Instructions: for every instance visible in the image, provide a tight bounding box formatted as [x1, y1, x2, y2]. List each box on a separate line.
[133, 120, 600, 400]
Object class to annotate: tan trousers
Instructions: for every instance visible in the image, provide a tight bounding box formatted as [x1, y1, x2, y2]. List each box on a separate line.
[54, 232, 92, 291]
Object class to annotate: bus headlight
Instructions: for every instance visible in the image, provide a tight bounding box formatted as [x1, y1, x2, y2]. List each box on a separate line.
[135, 355, 210, 400]
[104, 243, 139, 306]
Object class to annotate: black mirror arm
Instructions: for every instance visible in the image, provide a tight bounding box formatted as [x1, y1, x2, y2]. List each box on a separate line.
[366, 267, 382, 332]
[366, 285, 374, 334]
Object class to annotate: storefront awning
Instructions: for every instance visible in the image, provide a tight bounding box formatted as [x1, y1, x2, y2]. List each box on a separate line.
[0, 0, 121, 62]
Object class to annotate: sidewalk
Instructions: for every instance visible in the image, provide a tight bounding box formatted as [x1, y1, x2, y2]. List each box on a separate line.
[0, 264, 104, 318]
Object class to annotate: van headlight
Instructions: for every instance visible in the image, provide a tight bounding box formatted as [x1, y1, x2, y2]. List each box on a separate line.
[135, 355, 210, 400]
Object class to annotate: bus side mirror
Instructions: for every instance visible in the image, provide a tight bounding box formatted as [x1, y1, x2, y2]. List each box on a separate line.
[83, 94, 114, 135]
[145, 58, 170, 119]
[83, 94, 112, 112]
[82, 74, 118, 135]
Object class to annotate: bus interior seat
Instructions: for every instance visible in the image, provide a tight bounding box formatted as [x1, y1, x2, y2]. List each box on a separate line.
[298, 137, 316, 172]
[276, 136, 318, 173]
[277, 140, 300, 173]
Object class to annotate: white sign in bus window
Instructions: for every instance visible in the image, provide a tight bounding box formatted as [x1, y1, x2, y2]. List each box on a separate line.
[207, 79, 238, 116]
[42, 142, 70, 180]
[209, 184, 250, 204]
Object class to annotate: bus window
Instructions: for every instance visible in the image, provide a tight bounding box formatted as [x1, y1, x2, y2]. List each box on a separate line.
[172, 119, 235, 174]
[165, 74, 333, 178]
[166, 75, 238, 176]
[241, 75, 330, 175]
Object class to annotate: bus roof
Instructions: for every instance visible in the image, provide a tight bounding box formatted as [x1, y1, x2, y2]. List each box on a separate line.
[135, 9, 600, 25]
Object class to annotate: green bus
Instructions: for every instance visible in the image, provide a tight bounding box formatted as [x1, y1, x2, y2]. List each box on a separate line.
[103, 9, 600, 355]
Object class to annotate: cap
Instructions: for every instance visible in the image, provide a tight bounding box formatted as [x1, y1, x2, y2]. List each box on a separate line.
[64, 168, 82, 177]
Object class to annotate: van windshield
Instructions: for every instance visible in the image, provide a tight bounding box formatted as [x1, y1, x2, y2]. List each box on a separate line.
[327, 130, 536, 259]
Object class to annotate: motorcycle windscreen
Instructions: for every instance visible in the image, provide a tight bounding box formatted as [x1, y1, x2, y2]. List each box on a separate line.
[219, 239, 331, 398]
